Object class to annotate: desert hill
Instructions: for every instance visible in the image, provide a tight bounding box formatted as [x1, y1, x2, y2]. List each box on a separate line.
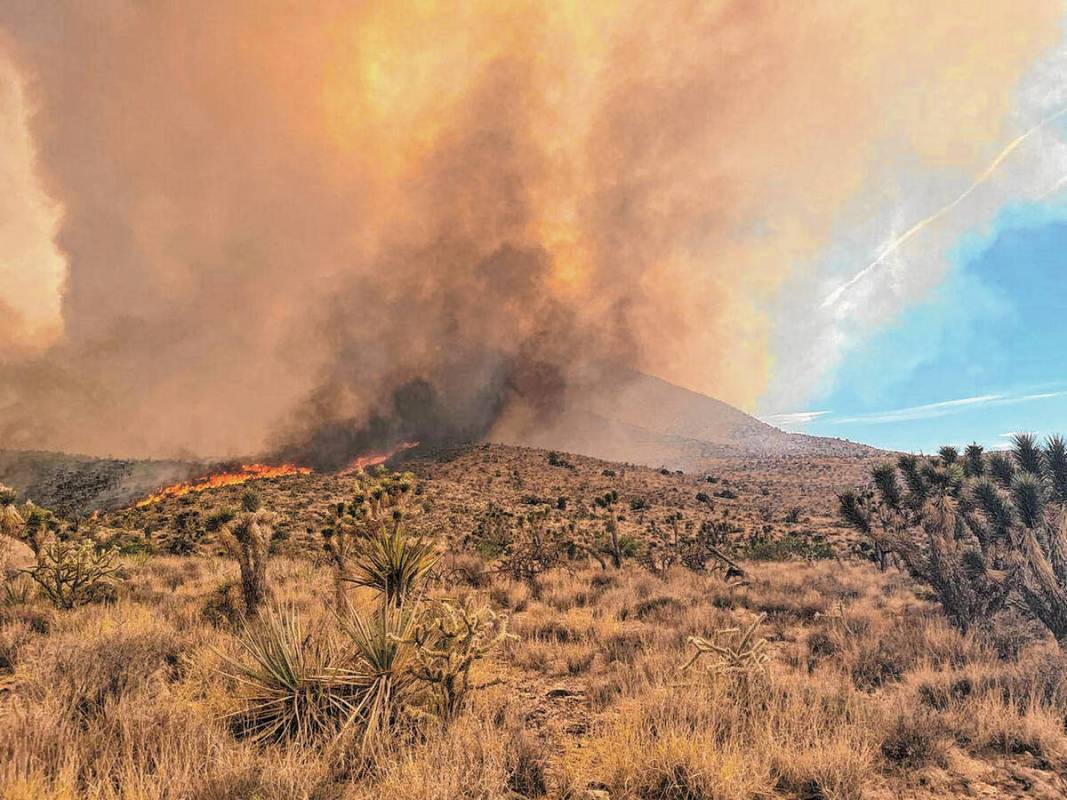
[491, 370, 877, 469]
[0, 449, 196, 515]
[0, 373, 879, 516]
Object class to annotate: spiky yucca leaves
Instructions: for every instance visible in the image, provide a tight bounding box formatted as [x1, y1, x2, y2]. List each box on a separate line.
[837, 490, 872, 534]
[994, 434, 1067, 643]
[842, 434, 1067, 644]
[324, 472, 436, 608]
[335, 600, 421, 753]
[964, 443, 986, 478]
[345, 519, 437, 607]
[25, 539, 122, 609]
[1012, 433, 1044, 476]
[988, 452, 1016, 489]
[221, 607, 360, 744]
[220, 508, 277, 618]
[404, 596, 514, 719]
[1046, 435, 1067, 502]
[839, 457, 1012, 632]
[19, 505, 56, 555]
[938, 446, 959, 465]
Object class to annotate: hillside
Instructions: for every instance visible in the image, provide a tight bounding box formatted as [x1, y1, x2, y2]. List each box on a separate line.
[0, 450, 196, 515]
[491, 371, 877, 470]
[1, 373, 879, 517]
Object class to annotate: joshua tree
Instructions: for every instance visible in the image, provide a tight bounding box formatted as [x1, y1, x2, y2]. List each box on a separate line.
[0, 487, 56, 557]
[322, 472, 437, 608]
[840, 434, 1067, 643]
[220, 490, 277, 617]
[1, 485, 25, 542]
[594, 490, 623, 568]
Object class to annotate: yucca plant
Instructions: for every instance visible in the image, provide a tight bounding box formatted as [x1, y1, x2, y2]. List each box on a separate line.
[324, 472, 437, 607]
[220, 606, 360, 744]
[219, 497, 276, 618]
[2, 572, 36, 606]
[963, 443, 986, 477]
[838, 450, 1013, 633]
[335, 600, 421, 753]
[841, 435, 1067, 644]
[341, 521, 436, 607]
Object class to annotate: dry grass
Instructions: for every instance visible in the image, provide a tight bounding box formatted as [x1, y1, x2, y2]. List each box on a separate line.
[2, 553, 1064, 799]
[4, 446, 1067, 798]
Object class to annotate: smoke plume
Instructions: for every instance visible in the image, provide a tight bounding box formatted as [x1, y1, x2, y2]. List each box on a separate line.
[0, 1, 1058, 461]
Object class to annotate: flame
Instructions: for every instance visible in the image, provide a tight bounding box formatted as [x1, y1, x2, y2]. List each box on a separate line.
[339, 441, 420, 475]
[135, 463, 312, 508]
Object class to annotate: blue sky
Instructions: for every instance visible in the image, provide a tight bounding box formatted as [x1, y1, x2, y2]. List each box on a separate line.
[767, 203, 1067, 452]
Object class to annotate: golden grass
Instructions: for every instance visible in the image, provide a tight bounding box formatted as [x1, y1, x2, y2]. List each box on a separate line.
[2, 552, 1067, 798]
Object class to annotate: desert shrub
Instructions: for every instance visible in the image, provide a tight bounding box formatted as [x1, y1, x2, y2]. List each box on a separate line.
[2, 572, 36, 606]
[467, 503, 513, 559]
[201, 580, 246, 627]
[1, 496, 56, 556]
[879, 708, 949, 769]
[167, 510, 203, 555]
[738, 531, 834, 562]
[546, 451, 571, 469]
[204, 507, 237, 532]
[25, 539, 122, 609]
[0, 494, 25, 542]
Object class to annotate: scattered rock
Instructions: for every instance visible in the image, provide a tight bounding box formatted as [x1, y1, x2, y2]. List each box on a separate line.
[546, 686, 582, 698]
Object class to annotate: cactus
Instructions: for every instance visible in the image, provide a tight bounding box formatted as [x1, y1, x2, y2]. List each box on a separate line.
[683, 613, 770, 674]
[405, 596, 514, 718]
[25, 539, 122, 609]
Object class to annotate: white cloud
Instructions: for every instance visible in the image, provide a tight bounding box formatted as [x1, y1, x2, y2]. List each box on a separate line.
[827, 391, 1067, 425]
[761, 410, 830, 428]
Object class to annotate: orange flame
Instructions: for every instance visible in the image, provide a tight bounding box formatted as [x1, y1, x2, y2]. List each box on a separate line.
[339, 441, 419, 475]
[135, 463, 312, 508]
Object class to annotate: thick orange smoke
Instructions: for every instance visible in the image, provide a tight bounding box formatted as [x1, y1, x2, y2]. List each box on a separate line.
[0, 1, 1058, 459]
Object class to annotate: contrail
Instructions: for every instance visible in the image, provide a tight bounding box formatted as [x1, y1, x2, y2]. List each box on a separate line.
[822, 105, 1067, 310]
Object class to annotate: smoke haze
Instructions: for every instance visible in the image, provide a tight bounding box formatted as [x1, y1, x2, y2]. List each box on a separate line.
[0, 1, 1058, 460]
